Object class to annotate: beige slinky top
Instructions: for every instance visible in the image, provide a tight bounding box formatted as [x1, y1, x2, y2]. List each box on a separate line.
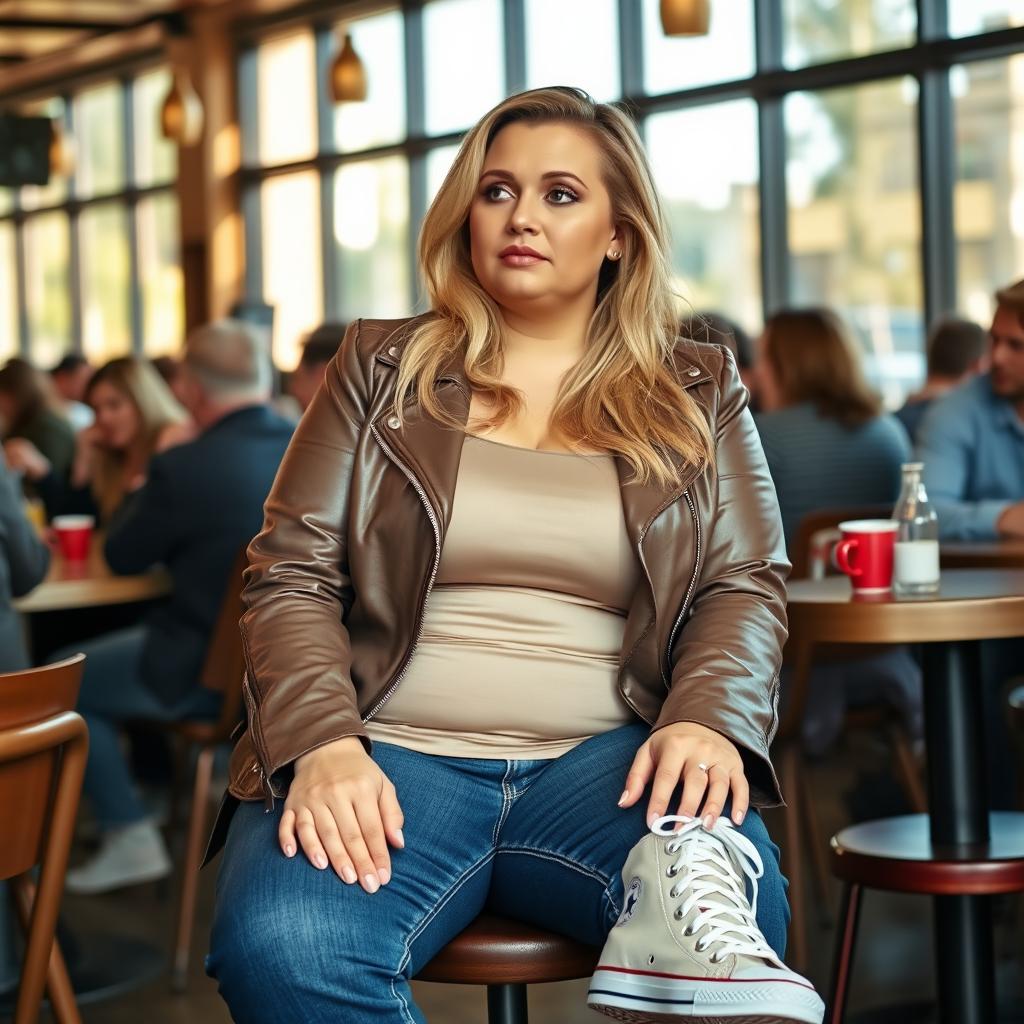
[364, 434, 641, 758]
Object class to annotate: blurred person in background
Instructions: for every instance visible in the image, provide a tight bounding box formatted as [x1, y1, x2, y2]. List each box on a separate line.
[50, 353, 95, 432]
[0, 359, 75, 517]
[59, 319, 294, 894]
[755, 308, 920, 757]
[755, 308, 910, 546]
[206, 87, 823, 1024]
[896, 316, 987, 442]
[288, 321, 348, 412]
[918, 279, 1024, 541]
[7, 357, 192, 523]
[681, 311, 758, 409]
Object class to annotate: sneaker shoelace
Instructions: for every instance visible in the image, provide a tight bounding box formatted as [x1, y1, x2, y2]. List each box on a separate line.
[651, 815, 785, 969]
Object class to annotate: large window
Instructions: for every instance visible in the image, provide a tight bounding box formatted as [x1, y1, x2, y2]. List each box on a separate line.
[0, 69, 182, 365]
[786, 78, 922, 407]
[239, 2, 1024, 401]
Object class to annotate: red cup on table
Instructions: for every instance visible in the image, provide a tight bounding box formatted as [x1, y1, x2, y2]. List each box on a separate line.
[833, 519, 898, 593]
[52, 514, 95, 563]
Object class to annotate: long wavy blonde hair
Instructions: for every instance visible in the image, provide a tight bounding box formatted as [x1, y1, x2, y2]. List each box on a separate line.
[393, 87, 714, 485]
[86, 357, 188, 520]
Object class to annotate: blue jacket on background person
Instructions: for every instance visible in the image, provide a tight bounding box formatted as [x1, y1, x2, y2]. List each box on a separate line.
[104, 404, 294, 706]
[917, 373, 1024, 540]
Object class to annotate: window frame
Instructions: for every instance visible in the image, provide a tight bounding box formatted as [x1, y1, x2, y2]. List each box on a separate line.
[0, 65, 179, 360]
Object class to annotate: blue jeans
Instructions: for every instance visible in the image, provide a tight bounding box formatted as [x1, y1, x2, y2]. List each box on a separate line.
[207, 723, 790, 1024]
[54, 626, 220, 829]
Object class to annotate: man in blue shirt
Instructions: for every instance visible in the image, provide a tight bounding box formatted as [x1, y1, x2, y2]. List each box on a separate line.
[918, 279, 1024, 540]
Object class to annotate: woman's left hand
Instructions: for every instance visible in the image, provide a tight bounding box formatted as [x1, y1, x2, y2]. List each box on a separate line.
[618, 721, 748, 830]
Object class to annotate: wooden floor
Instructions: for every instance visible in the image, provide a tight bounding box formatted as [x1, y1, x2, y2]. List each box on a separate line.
[11, 728, 1024, 1023]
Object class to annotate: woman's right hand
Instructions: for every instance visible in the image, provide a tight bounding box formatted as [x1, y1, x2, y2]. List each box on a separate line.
[281, 736, 405, 892]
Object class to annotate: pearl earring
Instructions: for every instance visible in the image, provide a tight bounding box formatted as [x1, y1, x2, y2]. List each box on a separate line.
[610, 250, 621, 260]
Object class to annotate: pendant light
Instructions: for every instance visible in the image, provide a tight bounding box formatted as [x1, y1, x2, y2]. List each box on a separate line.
[160, 69, 204, 146]
[330, 32, 367, 103]
[48, 118, 75, 177]
[660, 0, 711, 36]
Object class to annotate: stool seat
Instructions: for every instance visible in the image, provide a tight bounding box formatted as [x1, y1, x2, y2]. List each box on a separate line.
[416, 913, 599, 986]
[831, 812, 1024, 894]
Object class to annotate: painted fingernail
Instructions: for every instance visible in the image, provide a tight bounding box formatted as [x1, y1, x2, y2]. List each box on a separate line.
[364, 873, 380, 894]
[617, 789, 629, 807]
[394, 828, 405, 848]
[314, 854, 328, 870]
[283, 844, 295, 858]
[734, 810, 745, 824]
[342, 865, 357, 884]
[378, 867, 391, 886]
[703, 814, 714, 830]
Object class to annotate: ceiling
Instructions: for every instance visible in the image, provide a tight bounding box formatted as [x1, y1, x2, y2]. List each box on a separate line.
[0, 0, 192, 66]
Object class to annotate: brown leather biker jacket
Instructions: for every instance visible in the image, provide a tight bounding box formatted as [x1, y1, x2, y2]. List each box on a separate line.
[227, 315, 789, 814]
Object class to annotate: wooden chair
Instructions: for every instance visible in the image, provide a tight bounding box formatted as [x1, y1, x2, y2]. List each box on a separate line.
[155, 549, 248, 991]
[780, 505, 927, 972]
[0, 654, 88, 1024]
[416, 913, 599, 1024]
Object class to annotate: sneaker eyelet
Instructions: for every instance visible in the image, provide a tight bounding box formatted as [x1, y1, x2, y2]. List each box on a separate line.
[696, 940, 708, 952]
[673, 907, 684, 920]
[710, 954, 721, 964]
[666, 865, 678, 877]
[683, 925, 694, 936]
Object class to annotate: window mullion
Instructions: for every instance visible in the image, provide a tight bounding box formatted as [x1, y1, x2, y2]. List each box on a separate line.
[316, 24, 338, 319]
[405, 1, 427, 311]
[123, 75, 143, 354]
[66, 94, 83, 354]
[503, 0, 526, 95]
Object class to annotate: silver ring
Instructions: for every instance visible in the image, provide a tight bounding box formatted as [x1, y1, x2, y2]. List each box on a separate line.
[697, 762, 710, 773]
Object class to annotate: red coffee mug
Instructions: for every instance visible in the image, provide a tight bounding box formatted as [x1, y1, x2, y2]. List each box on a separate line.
[833, 519, 898, 593]
[52, 514, 94, 563]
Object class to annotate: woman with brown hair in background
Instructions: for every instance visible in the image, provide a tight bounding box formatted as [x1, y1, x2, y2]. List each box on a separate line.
[754, 308, 920, 757]
[207, 87, 823, 1024]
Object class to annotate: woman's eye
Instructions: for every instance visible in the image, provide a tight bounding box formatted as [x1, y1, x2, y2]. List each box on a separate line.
[548, 186, 579, 205]
[485, 184, 513, 201]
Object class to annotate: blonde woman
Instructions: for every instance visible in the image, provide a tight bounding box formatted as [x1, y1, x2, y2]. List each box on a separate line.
[207, 88, 823, 1024]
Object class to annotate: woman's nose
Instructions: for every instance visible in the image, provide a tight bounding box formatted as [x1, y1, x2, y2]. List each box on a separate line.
[507, 195, 540, 235]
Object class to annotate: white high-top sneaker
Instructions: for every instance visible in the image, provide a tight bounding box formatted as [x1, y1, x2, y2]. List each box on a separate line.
[65, 820, 172, 895]
[588, 816, 824, 1024]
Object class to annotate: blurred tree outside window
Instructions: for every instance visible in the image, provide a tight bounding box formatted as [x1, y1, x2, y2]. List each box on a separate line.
[783, 0, 916, 69]
[261, 172, 323, 370]
[786, 77, 924, 407]
[647, 100, 762, 336]
[953, 55, 1024, 327]
[333, 157, 411, 320]
[23, 212, 71, 368]
[79, 203, 131, 363]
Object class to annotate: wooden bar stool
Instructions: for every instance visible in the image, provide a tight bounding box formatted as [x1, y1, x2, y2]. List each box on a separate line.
[827, 813, 1024, 1023]
[416, 913, 599, 1024]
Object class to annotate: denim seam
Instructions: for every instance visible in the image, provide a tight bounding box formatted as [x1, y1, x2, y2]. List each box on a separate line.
[492, 759, 515, 845]
[495, 844, 611, 886]
[391, 848, 498, 1023]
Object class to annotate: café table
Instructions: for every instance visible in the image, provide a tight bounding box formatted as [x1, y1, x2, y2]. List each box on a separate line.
[786, 569, 1024, 1024]
[12, 534, 170, 614]
[940, 538, 1024, 570]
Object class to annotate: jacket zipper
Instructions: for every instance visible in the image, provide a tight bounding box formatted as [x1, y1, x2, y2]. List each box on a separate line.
[363, 422, 443, 722]
[663, 489, 701, 679]
[240, 660, 276, 809]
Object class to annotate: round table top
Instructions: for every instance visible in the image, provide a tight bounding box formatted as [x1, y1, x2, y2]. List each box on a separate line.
[786, 569, 1024, 644]
[12, 535, 171, 614]
[940, 540, 1024, 570]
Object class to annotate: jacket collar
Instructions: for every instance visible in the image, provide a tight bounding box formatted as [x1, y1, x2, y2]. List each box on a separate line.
[372, 322, 714, 546]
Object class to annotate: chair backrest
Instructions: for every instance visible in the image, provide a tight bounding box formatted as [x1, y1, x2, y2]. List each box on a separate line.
[197, 547, 250, 736]
[0, 655, 89, 1023]
[790, 504, 894, 580]
[0, 655, 87, 881]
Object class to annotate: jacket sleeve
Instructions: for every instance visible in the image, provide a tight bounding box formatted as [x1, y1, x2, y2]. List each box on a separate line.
[240, 320, 371, 789]
[0, 463, 50, 598]
[656, 350, 789, 807]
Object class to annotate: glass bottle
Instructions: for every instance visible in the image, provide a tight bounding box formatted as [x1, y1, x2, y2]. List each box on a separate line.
[892, 462, 940, 595]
